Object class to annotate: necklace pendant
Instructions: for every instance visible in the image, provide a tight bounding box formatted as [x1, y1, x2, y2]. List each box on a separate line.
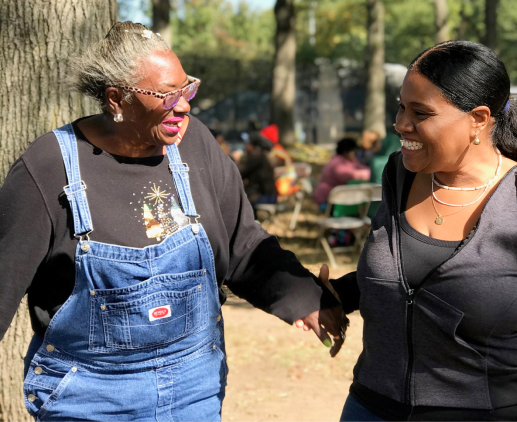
[435, 215, 444, 225]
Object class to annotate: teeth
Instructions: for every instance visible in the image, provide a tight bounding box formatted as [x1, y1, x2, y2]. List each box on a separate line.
[178, 121, 182, 128]
[401, 140, 424, 150]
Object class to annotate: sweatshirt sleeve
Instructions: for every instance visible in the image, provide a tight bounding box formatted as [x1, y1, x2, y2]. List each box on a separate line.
[330, 271, 360, 314]
[214, 147, 339, 324]
[0, 158, 53, 340]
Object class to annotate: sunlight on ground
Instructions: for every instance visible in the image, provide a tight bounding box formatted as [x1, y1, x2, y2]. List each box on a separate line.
[222, 199, 364, 421]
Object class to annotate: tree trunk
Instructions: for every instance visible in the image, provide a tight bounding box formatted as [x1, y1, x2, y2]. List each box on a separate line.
[363, 0, 386, 140]
[0, 1, 116, 420]
[271, 0, 296, 147]
[484, 0, 499, 50]
[152, 0, 172, 48]
[433, 0, 449, 44]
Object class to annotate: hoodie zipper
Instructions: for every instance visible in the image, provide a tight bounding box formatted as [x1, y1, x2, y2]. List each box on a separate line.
[385, 169, 414, 405]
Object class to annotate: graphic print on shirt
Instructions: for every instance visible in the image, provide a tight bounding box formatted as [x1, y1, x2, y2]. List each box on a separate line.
[132, 181, 190, 242]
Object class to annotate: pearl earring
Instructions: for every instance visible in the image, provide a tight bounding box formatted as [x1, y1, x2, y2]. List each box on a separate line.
[473, 133, 480, 145]
[114, 113, 124, 123]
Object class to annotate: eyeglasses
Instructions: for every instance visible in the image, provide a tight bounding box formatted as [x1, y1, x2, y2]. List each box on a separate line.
[119, 75, 201, 110]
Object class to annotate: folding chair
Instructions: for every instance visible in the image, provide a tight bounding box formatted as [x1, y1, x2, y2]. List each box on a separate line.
[362, 183, 383, 220]
[289, 177, 313, 231]
[316, 184, 373, 268]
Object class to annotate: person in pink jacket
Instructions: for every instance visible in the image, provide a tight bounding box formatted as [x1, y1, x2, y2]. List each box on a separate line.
[313, 138, 371, 206]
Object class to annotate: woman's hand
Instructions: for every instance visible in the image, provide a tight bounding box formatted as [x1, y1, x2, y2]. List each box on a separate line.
[294, 264, 350, 357]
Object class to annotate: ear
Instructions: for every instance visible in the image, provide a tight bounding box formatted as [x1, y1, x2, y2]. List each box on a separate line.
[470, 105, 491, 135]
[105, 87, 124, 116]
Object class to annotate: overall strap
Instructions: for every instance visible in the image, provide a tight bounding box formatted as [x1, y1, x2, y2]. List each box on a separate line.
[166, 143, 198, 218]
[53, 124, 94, 236]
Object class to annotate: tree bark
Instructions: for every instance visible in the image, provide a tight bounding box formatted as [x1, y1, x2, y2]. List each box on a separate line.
[0, 1, 116, 420]
[152, 0, 173, 47]
[271, 0, 296, 147]
[433, 0, 449, 44]
[484, 0, 499, 50]
[363, 0, 386, 140]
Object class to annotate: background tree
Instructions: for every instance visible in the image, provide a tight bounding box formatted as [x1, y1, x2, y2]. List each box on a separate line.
[363, 0, 386, 139]
[271, 0, 297, 146]
[0, 0, 116, 420]
[484, 0, 500, 50]
[434, 0, 449, 43]
[152, 0, 173, 46]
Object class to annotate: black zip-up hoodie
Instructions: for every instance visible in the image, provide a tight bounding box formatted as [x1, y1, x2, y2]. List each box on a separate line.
[352, 151, 517, 410]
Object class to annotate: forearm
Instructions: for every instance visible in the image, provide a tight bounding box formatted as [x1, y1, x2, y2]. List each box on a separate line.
[225, 236, 339, 324]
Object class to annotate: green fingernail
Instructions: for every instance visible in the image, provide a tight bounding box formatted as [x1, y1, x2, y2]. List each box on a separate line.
[323, 339, 332, 347]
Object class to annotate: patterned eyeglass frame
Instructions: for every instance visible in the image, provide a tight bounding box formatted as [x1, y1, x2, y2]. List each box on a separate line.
[118, 75, 201, 109]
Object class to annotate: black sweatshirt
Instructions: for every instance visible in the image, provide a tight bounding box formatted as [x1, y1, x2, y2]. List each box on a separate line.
[0, 116, 337, 340]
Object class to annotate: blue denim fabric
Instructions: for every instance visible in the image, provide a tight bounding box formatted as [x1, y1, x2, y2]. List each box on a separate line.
[23, 124, 227, 421]
[340, 395, 385, 421]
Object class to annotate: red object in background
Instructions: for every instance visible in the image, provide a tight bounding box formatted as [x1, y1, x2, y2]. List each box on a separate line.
[260, 124, 279, 144]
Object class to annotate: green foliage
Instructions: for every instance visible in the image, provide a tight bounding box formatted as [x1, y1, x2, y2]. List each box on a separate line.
[296, 0, 367, 63]
[172, 0, 275, 59]
[496, 0, 517, 83]
[384, 0, 435, 66]
[116, 0, 517, 84]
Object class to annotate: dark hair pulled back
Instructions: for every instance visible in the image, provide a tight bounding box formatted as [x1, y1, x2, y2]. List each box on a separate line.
[409, 40, 517, 160]
[336, 138, 357, 155]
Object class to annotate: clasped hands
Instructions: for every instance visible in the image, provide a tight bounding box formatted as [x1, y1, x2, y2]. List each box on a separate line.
[294, 264, 350, 358]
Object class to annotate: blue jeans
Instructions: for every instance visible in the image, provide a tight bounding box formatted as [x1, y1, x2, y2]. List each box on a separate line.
[340, 395, 385, 421]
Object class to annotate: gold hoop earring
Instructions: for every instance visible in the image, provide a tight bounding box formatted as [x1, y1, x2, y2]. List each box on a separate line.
[473, 134, 480, 145]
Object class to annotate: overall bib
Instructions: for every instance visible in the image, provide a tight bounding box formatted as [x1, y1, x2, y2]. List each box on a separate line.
[23, 124, 227, 421]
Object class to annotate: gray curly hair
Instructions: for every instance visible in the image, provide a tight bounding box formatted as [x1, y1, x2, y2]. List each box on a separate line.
[70, 21, 170, 111]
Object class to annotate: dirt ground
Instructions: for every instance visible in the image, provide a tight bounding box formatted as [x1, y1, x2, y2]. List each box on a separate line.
[222, 203, 364, 422]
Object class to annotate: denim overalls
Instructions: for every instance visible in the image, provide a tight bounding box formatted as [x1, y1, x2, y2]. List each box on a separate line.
[23, 124, 227, 421]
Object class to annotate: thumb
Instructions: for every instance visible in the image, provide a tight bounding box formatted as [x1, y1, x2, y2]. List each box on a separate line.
[318, 263, 341, 304]
[318, 264, 330, 285]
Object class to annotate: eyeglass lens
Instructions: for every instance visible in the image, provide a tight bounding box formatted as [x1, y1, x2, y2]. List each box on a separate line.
[163, 82, 199, 109]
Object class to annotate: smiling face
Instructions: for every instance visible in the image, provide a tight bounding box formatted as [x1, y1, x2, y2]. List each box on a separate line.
[119, 49, 190, 147]
[395, 71, 475, 174]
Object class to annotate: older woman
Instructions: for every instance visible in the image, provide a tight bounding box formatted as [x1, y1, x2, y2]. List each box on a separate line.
[0, 22, 346, 421]
[298, 40, 517, 421]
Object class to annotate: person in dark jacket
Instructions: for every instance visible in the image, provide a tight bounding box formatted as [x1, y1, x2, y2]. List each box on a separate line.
[297, 40, 517, 421]
[239, 132, 278, 208]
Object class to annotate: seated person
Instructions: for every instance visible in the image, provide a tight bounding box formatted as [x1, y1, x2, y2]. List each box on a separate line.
[260, 124, 298, 196]
[239, 133, 278, 212]
[313, 137, 371, 207]
[356, 130, 381, 166]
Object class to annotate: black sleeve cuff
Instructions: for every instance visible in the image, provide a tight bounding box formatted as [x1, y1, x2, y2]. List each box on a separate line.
[330, 271, 360, 314]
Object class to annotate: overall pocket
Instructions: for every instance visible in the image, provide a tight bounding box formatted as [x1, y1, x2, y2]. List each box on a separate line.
[89, 269, 209, 351]
[23, 356, 77, 419]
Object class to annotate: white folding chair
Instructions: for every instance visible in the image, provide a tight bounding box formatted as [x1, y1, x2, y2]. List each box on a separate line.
[369, 183, 382, 202]
[288, 177, 313, 231]
[316, 184, 373, 268]
[360, 183, 382, 225]
[293, 162, 312, 178]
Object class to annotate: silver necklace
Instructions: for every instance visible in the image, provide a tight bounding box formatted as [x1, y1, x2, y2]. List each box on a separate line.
[432, 148, 502, 191]
[431, 149, 502, 224]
